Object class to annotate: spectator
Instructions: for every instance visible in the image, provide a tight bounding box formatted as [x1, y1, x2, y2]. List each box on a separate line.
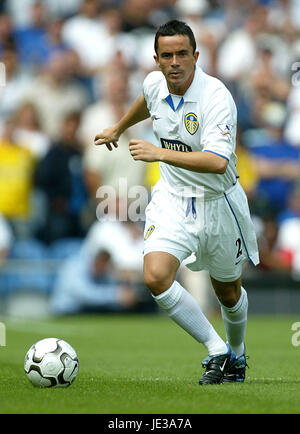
[50, 248, 140, 315]
[13, 101, 50, 160]
[267, 0, 300, 33]
[97, 6, 138, 72]
[252, 182, 300, 276]
[284, 83, 300, 149]
[250, 46, 290, 105]
[120, 0, 156, 33]
[217, 6, 267, 83]
[10, 2, 75, 70]
[0, 12, 13, 54]
[13, 1, 48, 69]
[278, 180, 300, 225]
[35, 111, 88, 244]
[276, 219, 300, 281]
[22, 49, 88, 140]
[61, 0, 107, 72]
[275, 182, 300, 278]
[80, 63, 147, 204]
[272, 182, 300, 276]
[254, 215, 290, 272]
[82, 217, 144, 281]
[62, 1, 141, 82]
[36, 16, 73, 68]
[0, 117, 35, 238]
[0, 42, 31, 128]
[43, 0, 84, 21]
[6, 0, 44, 28]
[6, 0, 83, 27]
[248, 101, 300, 218]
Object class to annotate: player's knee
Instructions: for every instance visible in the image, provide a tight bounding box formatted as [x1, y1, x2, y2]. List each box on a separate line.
[144, 268, 173, 296]
[211, 277, 241, 308]
[217, 288, 240, 308]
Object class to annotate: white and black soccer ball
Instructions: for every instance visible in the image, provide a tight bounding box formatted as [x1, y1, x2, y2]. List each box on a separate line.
[24, 338, 79, 388]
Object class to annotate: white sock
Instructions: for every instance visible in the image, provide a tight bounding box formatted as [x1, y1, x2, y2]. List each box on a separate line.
[220, 287, 248, 358]
[153, 281, 227, 356]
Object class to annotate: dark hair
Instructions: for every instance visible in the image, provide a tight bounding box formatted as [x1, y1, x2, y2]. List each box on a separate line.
[154, 20, 196, 55]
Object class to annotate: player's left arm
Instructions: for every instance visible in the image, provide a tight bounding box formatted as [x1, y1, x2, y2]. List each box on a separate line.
[129, 139, 228, 174]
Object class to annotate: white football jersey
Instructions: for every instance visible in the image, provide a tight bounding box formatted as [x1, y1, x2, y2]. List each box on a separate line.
[143, 65, 239, 199]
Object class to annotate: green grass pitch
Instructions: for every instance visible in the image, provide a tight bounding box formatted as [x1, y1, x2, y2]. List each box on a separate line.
[0, 313, 299, 414]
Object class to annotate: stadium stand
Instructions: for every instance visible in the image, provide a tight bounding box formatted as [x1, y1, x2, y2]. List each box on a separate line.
[0, 0, 300, 315]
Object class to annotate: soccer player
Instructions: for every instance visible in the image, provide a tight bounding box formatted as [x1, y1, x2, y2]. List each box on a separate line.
[94, 20, 259, 385]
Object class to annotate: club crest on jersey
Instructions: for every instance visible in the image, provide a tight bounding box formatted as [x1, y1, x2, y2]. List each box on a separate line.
[144, 225, 155, 240]
[185, 113, 199, 135]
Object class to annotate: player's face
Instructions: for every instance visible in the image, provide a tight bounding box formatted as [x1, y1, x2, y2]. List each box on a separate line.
[154, 34, 199, 95]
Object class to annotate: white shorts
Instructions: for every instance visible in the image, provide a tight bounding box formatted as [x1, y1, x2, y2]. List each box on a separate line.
[143, 180, 259, 282]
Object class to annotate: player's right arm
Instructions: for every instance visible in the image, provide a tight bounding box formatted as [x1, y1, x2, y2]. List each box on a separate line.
[94, 94, 150, 150]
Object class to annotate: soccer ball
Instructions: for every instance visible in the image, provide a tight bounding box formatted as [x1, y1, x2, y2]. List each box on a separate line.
[24, 338, 79, 388]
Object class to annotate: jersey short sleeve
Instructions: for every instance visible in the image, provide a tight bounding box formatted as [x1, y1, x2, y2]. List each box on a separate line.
[201, 81, 237, 161]
[142, 71, 164, 114]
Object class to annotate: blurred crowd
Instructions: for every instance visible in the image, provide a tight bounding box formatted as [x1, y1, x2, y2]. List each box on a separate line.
[0, 0, 300, 315]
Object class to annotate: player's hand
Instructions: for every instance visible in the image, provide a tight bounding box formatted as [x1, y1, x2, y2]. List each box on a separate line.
[94, 125, 120, 151]
[129, 139, 161, 162]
